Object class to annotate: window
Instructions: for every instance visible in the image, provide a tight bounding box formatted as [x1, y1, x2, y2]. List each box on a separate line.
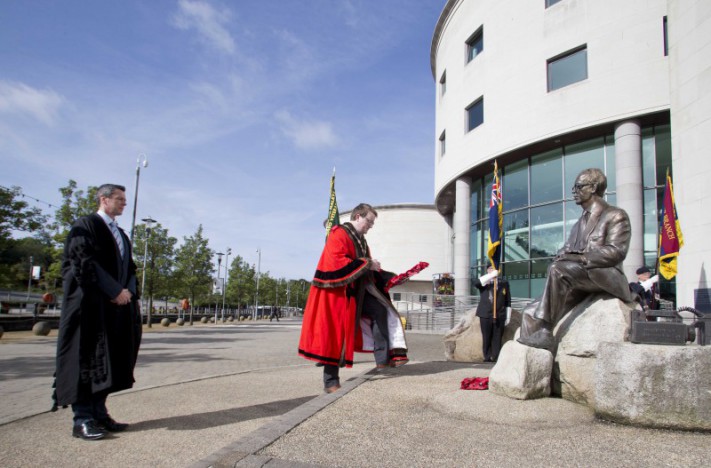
[547, 45, 588, 91]
[503, 160, 529, 211]
[392, 292, 402, 301]
[419, 295, 428, 303]
[531, 150, 563, 205]
[439, 130, 446, 157]
[546, 0, 563, 7]
[663, 16, 668, 56]
[440, 71, 447, 96]
[564, 138, 604, 195]
[466, 97, 484, 132]
[466, 27, 483, 63]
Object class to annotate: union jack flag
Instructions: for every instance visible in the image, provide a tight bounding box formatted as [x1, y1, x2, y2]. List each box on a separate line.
[487, 161, 502, 270]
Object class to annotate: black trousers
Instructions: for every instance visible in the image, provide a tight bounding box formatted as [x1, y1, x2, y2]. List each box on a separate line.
[479, 315, 506, 361]
[361, 292, 389, 366]
[72, 388, 110, 424]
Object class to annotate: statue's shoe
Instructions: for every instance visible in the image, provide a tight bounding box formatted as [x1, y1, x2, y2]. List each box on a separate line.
[517, 329, 554, 352]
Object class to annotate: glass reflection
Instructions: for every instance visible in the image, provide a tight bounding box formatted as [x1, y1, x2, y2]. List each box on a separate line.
[503, 159, 528, 211]
[564, 138, 604, 195]
[605, 138, 616, 192]
[530, 203, 564, 258]
[503, 210, 529, 262]
[531, 258, 553, 298]
[642, 130, 656, 188]
[531, 150, 562, 205]
[503, 261, 530, 298]
[564, 200, 581, 241]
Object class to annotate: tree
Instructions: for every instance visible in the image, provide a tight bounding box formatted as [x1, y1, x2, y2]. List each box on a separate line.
[0, 236, 54, 290]
[133, 222, 177, 325]
[45, 181, 98, 292]
[0, 185, 47, 244]
[173, 225, 213, 324]
[0, 186, 50, 290]
[225, 255, 255, 312]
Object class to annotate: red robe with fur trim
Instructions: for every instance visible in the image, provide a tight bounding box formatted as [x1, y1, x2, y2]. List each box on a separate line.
[298, 224, 372, 367]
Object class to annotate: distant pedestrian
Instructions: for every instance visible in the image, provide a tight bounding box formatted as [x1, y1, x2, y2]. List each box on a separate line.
[53, 184, 142, 440]
[269, 308, 280, 322]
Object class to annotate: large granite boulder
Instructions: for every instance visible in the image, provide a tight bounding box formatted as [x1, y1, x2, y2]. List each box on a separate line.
[552, 294, 636, 405]
[443, 308, 521, 362]
[489, 340, 553, 400]
[595, 342, 711, 431]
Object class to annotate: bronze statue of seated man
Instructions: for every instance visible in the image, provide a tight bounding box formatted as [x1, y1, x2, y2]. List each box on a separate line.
[518, 168, 634, 351]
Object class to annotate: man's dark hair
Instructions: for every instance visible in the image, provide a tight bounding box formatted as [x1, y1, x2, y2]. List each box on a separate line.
[350, 203, 377, 221]
[96, 184, 126, 205]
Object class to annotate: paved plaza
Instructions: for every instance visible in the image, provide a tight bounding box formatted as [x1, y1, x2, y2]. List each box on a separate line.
[0, 318, 708, 467]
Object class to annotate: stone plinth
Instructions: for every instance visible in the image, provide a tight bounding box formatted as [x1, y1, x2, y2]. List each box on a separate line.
[553, 295, 635, 405]
[489, 340, 553, 400]
[595, 342, 711, 431]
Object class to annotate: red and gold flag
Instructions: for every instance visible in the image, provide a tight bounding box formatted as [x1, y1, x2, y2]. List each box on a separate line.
[658, 172, 683, 280]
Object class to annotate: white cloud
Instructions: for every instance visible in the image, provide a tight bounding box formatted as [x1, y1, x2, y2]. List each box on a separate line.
[172, 0, 236, 55]
[0, 81, 65, 126]
[275, 110, 339, 150]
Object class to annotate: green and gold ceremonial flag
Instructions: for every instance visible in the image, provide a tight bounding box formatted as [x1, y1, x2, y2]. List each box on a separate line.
[658, 172, 684, 280]
[325, 169, 340, 240]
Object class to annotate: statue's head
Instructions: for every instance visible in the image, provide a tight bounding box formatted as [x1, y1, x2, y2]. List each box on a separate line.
[572, 168, 606, 205]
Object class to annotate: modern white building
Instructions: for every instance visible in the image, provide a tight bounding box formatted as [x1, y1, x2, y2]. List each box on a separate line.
[431, 0, 710, 308]
[340, 204, 450, 297]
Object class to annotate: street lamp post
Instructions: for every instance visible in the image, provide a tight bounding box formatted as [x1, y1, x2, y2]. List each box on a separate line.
[130, 154, 149, 246]
[254, 248, 261, 320]
[26, 256, 34, 301]
[215, 252, 224, 324]
[222, 248, 231, 321]
[274, 280, 279, 318]
[286, 282, 291, 317]
[141, 217, 157, 327]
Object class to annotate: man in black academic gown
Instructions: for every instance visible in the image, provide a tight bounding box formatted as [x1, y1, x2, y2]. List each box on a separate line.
[54, 184, 142, 440]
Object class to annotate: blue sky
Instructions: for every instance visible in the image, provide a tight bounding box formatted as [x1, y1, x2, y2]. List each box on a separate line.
[0, 0, 442, 279]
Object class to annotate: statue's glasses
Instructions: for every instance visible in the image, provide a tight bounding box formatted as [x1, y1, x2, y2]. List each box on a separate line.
[572, 183, 593, 193]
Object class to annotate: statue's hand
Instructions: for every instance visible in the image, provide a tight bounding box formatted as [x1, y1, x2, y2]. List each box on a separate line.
[556, 252, 584, 263]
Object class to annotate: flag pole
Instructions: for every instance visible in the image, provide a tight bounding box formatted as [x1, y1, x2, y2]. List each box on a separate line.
[650, 169, 671, 310]
[492, 161, 499, 320]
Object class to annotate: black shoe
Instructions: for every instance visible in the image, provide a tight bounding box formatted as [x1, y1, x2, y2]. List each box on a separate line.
[72, 421, 107, 440]
[96, 416, 129, 432]
[517, 329, 555, 351]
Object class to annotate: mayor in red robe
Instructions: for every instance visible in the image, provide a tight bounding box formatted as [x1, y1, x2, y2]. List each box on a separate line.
[298, 204, 407, 393]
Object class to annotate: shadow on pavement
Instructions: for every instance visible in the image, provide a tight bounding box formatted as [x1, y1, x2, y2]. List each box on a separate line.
[129, 395, 316, 432]
[370, 360, 489, 378]
[0, 355, 55, 381]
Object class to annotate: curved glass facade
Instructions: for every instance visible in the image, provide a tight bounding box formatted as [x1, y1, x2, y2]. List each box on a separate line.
[469, 124, 672, 299]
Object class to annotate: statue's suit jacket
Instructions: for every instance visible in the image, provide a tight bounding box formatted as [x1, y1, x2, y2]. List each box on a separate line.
[561, 197, 632, 302]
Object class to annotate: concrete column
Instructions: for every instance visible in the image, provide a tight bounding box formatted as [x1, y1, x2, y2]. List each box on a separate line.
[453, 177, 472, 295]
[614, 120, 644, 282]
[668, 0, 711, 307]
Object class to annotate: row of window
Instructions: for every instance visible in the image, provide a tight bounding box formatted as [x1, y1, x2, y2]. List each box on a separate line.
[465, 125, 672, 299]
[437, 11, 669, 158]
